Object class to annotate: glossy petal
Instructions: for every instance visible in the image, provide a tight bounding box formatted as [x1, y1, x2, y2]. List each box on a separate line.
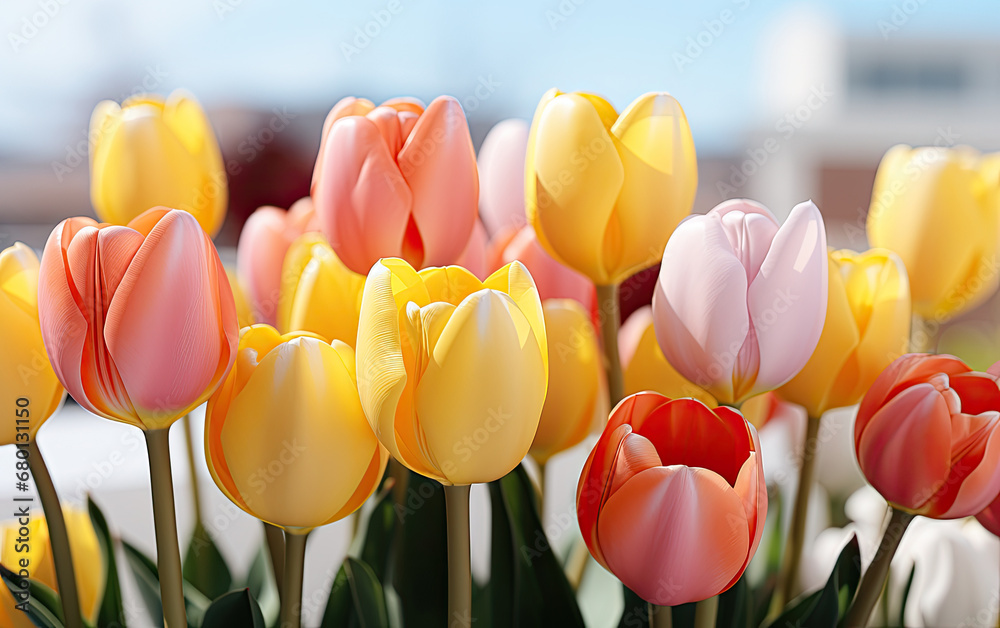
[478, 119, 529, 235]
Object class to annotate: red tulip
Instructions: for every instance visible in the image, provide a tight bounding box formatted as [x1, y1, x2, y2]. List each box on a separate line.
[577, 392, 766, 605]
[38, 208, 238, 430]
[855, 354, 1000, 519]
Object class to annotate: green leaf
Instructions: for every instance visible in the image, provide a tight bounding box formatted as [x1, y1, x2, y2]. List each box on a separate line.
[717, 576, 751, 628]
[358, 482, 396, 583]
[489, 463, 585, 627]
[896, 564, 916, 628]
[391, 470, 448, 627]
[320, 557, 389, 628]
[766, 534, 862, 628]
[1, 564, 65, 628]
[121, 541, 210, 628]
[87, 497, 125, 628]
[182, 521, 232, 601]
[618, 586, 650, 628]
[244, 544, 279, 627]
[201, 588, 265, 628]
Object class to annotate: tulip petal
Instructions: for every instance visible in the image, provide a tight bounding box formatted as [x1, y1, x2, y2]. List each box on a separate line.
[857, 354, 971, 434]
[478, 119, 530, 235]
[929, 409, 1000, 518]
[492, 226, 596, 314]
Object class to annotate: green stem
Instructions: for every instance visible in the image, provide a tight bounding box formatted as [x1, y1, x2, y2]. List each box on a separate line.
[778, 414, 822, 607]
[145, 428, 187, 628]
[181, 414, 203, 527]
[263, 522, 285, 602]
[595, 283, 624, 406]
[28, 440, 83, 628]
[649, 602, 673, 628]
[445, 484, 472, 628]
[693, 595, 718, 628]
[280, 530, 308, 628]
[845, 508, 913, 627]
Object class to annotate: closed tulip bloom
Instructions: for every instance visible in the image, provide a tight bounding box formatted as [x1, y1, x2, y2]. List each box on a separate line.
[855, 354, 1000, 518]
[619, 305, 715, 407]
[867, 145, 1000, 320]
[456, 219, 489, 280]
[530, 299, 606, 464]
[977, 361, 1000, 536]
[653, 199, 828, 406]
[89, 91, 226, 236]
[38, 208, 238, 430]
[526, 90, 697, 285]
[356, 259, 547, 485]
[277, 232, 365, 346]
[778, 248, 911, 417]
[312, 96, 478, 275]
[206, 326, 387, 529]
[237, 198, 319, 325]
[478, 119, 529, 235]
[577, 392, 766, 605]
[0, 244, 64, 445]
[225, 267, 256, 329]
[0, 507, 103, 628]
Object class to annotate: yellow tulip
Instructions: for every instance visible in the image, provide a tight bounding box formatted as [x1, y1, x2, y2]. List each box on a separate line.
[205, 326, 387, 530]
[526, 89, 697, 285]
[90, 91, 227, 236]
[356, 260, 547, 485]
[529, 300, 606, 464]
[0, 507, 103, 628]
[618, 305, 716, 407]
[0, 244, 64, 446]
[777, 249, 911, 417]
[225, 268, 256, 329]
[277, 233, 366, 346]
[867, 145, 1000, 320]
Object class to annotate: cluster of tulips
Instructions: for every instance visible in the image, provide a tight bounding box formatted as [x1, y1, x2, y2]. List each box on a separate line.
[2, 84, 1000, 628]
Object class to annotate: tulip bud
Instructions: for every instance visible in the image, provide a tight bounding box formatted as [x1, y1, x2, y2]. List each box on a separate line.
[529, 300, 606, 464]
[38, 208, 238, 430]
[0, 507, 103, 628]
[356, 260, 547, 485]
[867, 145, 1000, 321]
[312, 96, 479, 275]
[89, 91, 227, 236]
[478, 119, 529, 236]
[205, 326, 387, 529]
[225, 267, 256, 329]
[777, 248, 911, 417]
[855, 354, 1000, 518]
[277, 233, 365, 346]
[0, 244, 65, 445]
[577, 393, 766, 605]
[652, 199, 827, 406]
[526, 90, 697, 285]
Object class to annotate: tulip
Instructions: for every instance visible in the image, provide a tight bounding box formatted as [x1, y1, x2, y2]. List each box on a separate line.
[529, 299, 606, 465]
[356, 259, 547, 486]
[89, 91, 227, 236]
[237, 198, 319, 325]
[312, 96, 478, 275]
[225, 267, 256, 329]
[277, 232, 365, 346]
[38, 208, 238, 430]
[0, 507, 103, 628]
[577, 392, 766, 606]
[478, 119, 529, 235]
[526, 90, 697, 286]
[0, 244, 64, 445]
[652, 199, 828, 406]
[456, 219, 489, 280]
[618, 305, 715, 407]
[867, 145, 1000, 322]
[488, 225, 596, 315]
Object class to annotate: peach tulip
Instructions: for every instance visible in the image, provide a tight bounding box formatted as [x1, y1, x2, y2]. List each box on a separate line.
[652, 199, 828, 406]
[577, 392, 766, 605]
[236, 197, 319, 325]
[456, 219, 489, 280]
[855, 354, 1000, 518]
[978, 361, 1000, 536]
[38, 208, 238, 430]
[478, 119, 529, 235]
[311, 96, 478, 275]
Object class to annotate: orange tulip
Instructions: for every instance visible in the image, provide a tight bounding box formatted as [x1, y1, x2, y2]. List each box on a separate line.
[311, 96, 478, 275]
[577, 392, 766, 605]
[37, 208, 238, 430]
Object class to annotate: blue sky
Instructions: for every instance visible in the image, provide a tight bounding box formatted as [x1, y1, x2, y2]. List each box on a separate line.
[2, 0, 999, 160]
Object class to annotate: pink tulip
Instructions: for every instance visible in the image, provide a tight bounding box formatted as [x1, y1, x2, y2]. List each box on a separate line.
[478, 119, 529, 236]
[488, 225, 596, 315]
[652, 199, 828, 406]
[236, 197, 318, 325]
[38, 208, 238, 430]
[311, 96, 478, 275]
[857, 354, 1000, 519]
